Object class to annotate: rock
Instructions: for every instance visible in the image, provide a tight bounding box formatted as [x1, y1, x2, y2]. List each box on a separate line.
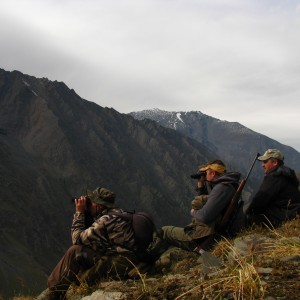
[228, 233, 274, 260]
[81, 290, 123, 300]
[255, 267, 274, 274]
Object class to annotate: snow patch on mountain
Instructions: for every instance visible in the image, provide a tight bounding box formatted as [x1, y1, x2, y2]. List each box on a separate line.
[22, 78, 38, 96]
[176, 113, 184, 123]
[129, 108, 257, 138]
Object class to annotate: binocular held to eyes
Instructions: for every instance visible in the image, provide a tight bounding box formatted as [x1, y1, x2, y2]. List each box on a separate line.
[190, 171, 206, 179]
[71, 197, 95, 227]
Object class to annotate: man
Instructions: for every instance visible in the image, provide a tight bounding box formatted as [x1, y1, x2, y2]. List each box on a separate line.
[37, 187, 140, 300]
[247, 149, 300, 227]
[161, 160, 241, 252]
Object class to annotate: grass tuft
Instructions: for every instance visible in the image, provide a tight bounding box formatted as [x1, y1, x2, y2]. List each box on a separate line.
[176, 238, 265, 300]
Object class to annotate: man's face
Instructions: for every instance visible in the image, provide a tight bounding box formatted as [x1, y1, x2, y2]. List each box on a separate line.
[89, 202, 106, 216]
[261, 158, 278, 174]
[206, 169, 216, 182]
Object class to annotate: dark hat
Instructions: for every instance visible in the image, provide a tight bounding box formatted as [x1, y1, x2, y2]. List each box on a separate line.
[86, 187, 116, 207]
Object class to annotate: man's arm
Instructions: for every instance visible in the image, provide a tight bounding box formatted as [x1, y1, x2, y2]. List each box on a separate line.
[191, 184, 235, 224]
[71, 196, 106, 245]
[196, 176, 208, 195]
[71, 212, 86, 244]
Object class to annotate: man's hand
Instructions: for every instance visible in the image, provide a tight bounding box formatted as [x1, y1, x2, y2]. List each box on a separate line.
[197, 176, 205, 188]
[191, 195, 208, 210]
[75, 196, 88, 213]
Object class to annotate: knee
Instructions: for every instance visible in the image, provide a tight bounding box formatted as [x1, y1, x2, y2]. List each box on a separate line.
[66, 244, 82, 254]
[161, 226, 175, 239]
[65, 245, 87, 262]
[160, 226, 168, 239]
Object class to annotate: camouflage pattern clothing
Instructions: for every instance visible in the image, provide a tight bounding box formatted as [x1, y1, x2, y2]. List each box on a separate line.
[46, 208, 137, 298]
[71, 208, 136, 253]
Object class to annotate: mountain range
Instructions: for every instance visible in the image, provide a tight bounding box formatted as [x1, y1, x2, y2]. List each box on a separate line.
[0, 68, 215, 298]
[129, 108, 300, 190]
[1, 68, 300, 298]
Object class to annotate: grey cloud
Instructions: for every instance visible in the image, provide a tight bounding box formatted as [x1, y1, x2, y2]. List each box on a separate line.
[1, 0, 300, 151]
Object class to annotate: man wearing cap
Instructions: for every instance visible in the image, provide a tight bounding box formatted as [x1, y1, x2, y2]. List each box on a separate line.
[37, 187, 139, 300]
[247, 149, 300, 227]
[160, 160, 241, 252]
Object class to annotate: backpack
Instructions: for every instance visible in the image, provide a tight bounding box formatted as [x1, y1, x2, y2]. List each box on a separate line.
[110, 211, 155, 252]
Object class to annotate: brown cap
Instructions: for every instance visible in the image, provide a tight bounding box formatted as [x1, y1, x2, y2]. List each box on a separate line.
[199, 163, 226, 174]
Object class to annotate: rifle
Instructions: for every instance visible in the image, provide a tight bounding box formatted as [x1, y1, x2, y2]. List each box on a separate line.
[218, 152, 260, 229]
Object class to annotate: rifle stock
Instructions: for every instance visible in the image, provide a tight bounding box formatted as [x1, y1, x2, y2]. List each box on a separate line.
[219, 179, 245, 228]
[219, 153, 260, 229]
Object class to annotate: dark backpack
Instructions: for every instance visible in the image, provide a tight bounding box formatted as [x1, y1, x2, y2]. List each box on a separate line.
[111, 211, 155, 252]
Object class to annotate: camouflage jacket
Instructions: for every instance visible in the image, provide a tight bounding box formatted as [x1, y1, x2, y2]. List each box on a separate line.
[71, 208, 136, 254]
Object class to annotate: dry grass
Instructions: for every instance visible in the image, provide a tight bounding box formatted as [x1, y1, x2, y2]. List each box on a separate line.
[12, 218, 300, 300]
[172, 219, 300, 300]
[261, 237, 300, 259]
[175, 238, 265, 300]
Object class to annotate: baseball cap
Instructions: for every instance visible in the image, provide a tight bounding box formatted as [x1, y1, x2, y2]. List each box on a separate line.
[199, 162, 226, 174]
[258, 149, 284, 161]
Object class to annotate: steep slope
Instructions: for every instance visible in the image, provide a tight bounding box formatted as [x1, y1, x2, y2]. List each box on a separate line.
[129, 109, 300, 188]
[0, 69, 216, 298]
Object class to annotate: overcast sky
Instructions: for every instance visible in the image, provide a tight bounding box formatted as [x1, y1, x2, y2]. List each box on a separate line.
[1, 0, 300, 151]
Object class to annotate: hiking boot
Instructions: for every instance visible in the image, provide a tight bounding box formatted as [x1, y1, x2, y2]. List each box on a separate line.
[35, 288, 65, 300]
[147, 229, 170, 259]
[155, 255, 171, 272]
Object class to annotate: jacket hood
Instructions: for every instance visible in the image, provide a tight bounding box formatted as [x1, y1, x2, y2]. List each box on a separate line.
[212, 171, 241, 186]
[272, 165, 300, 187]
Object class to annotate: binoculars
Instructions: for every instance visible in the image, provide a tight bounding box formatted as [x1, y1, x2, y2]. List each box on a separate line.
[190, 171, 206, 179]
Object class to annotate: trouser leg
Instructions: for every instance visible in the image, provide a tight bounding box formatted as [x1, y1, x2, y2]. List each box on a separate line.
[146, 229, 170, 259]
[47, 245, 102, 295]
[162, 226, 196, 251]
[79, 251, 140, 284]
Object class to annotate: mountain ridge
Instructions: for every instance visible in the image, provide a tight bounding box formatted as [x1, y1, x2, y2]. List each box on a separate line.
[0, 68, 216, 298]
[129, 108, 300, 187]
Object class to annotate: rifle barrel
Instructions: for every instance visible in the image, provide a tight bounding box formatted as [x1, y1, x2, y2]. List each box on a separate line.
[245, 152, 260, 181]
